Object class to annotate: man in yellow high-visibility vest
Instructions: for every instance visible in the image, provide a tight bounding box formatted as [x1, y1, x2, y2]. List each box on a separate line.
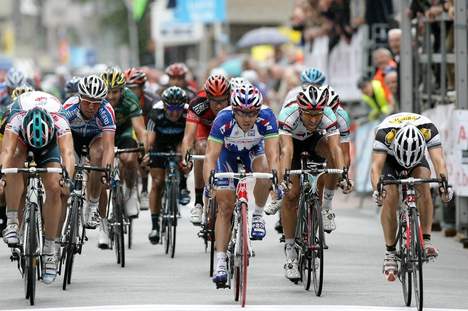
[358, 78, 393, 121]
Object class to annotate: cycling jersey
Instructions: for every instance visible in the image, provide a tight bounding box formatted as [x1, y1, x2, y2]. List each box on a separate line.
[140, 88, 159, 124]
[147, 101, 188, 147]
[373, 112, 441, 155]
[114, 87, 143, 137]
[63, 96, 116, 138]
[335, 105, 351, 143]
[282, 86, 301, 107]
[187, 90, 216, 127]
[208, 106, 278, 153]
[7, 91, 70, 138]
[278, 103, 338, 140]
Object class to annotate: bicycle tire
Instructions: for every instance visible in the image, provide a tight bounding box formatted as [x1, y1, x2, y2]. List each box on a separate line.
[209, 199, 217, 277]
[312, 200, 324, 297]
[163, 187, 172, 255]
[25, 203, 38, 305]
[398, 218, 412, 306]
[240, 202, 248, 307]
[298, 197, 313, 290]
[412, 214, 424, 311]
[63, 198, 79, 290]
[170, 182, 178, 258]
[128, 218, 133, 249]
[233, 266, 240, 301]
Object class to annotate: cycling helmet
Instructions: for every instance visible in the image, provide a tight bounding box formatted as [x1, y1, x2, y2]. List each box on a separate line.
[165, 63, 188, 78]
[65, 76, 81, 95]
[326, 86, 341, 110]
[392, 124, 426, 169]
[22, 106, 55, 149]
[161, 86, 188, 109]
[229, 77, 250, 90]
[125, 68, 147, 87]
[11, 85, 34, 101]
[296, 85, 328, 112]
[101, 67, 126, 89]
[5, 68, 26, 89]
[78, 75, 108, 100]
[204, 74, 230, 98]
[300, 68, 326, 86]
[230, 84, 263, 112]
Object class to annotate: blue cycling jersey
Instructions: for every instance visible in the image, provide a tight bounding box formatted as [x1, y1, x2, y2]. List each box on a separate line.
[63, 96, 116, 138]
[208, 105, 278, 153]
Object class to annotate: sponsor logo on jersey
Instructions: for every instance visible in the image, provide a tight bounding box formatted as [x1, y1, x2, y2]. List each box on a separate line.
[191, 101, 208, 115]
[420, 128, 431, 141]
[385, 129, 397, 145]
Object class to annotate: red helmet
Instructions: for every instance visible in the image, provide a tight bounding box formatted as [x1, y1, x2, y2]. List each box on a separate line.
[296, 85, 329, 112]
[204, 74, 230, 98]
[124, 68, 147, 87]
[165, 63, 188, 78]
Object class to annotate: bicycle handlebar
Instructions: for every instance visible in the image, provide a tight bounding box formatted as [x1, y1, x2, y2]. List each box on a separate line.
[1, 167, 63, 175]
[148, 151, 182, 158]
[213, 172, 275, 180]
[287, 168, 344, 176]
[114, 146, 145, 156]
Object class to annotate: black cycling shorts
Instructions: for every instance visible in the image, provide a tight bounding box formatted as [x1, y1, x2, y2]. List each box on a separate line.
[381, 154, 431, 179]
[291, 132, 326, 170]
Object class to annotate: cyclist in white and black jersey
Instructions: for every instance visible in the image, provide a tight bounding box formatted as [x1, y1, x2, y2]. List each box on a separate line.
[370, 112, 453, 282]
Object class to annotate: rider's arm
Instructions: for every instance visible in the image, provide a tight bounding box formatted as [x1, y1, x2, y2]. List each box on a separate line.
[0, 130, 19, 168]
[58, 133, 75, 177]
[203, 139, 222, 186]
[180, 121, 197, 164]
[370, 151, 387, 190]
[427, 146, 448, 178]
[102, 131, 115, 168]
[279, 133, 293, 176]
[265, 135, 280, 177]
[131, 115, 147, 151]
[341, 142, 351, 168]
[327, 133, 345, 170]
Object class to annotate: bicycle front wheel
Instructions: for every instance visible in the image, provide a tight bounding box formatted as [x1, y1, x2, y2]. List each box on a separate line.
[209, 199, 217, 277]
[311, 200, 324, 296]
[240, 202, 249, 307]
[63, 198, 80, 290]
[412, 214, 424, 311]
[114, 186, 125, 267]
[24, 203, 38, 305]
[398, 219, 412, 306]
[170, 183, 178, 258]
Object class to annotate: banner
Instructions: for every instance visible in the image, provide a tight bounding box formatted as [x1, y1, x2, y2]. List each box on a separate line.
[175, 0, 225, 23]
[354, 121, 379, 193]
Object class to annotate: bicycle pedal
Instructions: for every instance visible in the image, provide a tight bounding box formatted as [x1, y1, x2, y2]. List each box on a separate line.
[215, 282, 229, 289]
[279, 235, 285, 243]
[323, 243, 329, 250]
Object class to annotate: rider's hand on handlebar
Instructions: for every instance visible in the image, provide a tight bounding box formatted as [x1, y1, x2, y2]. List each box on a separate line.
[141, 153, 150, 166]
[372, 189, 385, 206]
[179, 159, 193, 175]
[439, 185, 453, 203]
[339, 178, 354, 194]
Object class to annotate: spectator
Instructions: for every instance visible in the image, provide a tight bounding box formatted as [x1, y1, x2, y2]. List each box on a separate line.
[358, 77, 392, 121]
[384, 70, 399, 110]
[372, 48, 397, 103]
[387, 28, 401, 61]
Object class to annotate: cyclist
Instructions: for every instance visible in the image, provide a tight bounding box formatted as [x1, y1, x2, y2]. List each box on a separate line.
[164, 63, 197, 101]
[125, 68, 160, 210]
[203, 84, 282, 285]
[101, 67, 147, 219]
[64, 76, 81, 99]
[180, 74, 231, 225]
[283, 67, 326, 106]
[273, 84, 352, 281]
[1, 91, 75, 284]
[63, 75, 116, 248]
[0, 68, 26, 109]
[370, 112, 452, 282]
[145, 86, 188, 244]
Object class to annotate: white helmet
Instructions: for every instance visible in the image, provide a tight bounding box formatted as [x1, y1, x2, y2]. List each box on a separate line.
[78, 75, 108, 100]
[392, 124, 426, 169]
[5, 68, 26, 89]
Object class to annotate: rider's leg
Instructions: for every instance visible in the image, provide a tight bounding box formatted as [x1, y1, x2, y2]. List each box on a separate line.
[190, 139, 207, 224]
[120, 151, 140, 218]
[380, 184, 399, 281]
[148, 167, 166, 244]
[85, 137, 104, 227]
[251, 154, 271, 239]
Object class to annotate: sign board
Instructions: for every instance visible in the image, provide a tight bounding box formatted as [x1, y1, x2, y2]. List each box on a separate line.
[175, 0, 225, 23]
[157, 22, 203, 45]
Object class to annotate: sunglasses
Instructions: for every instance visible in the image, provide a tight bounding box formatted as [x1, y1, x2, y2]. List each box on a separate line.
[208, 96, 229, 104]
[165, 104, 185, 112]
[80, 97, 102, 104]
[300, 110, 323, 117]
[234, 110, 259, 118]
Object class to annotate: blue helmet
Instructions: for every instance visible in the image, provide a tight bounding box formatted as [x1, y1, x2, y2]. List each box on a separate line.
[300, 68, 326, 86]
[65, 76, 81, 95]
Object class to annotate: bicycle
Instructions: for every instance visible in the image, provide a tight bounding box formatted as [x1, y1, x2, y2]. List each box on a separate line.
[2, 161, 63, 305]
[209, 168, 279, 308]
[149, 151, 182, 259]
[186, 152, 216, 276]
[284, 154, 345, 296]
[59, 153, 109, 290]
[377, 175, 446, 311]
[108, 146, 144, 267]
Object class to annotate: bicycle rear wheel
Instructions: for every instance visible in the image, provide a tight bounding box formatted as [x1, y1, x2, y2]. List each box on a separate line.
[311, 200, 324, 296]
[412, 215, 424, 311]
[114, 186, 125, 267]
[398, 220, 412, 306]
[24, 203, 38, 305]
[63, 198, 79, 290]
[170, 183, 178, 258]
[209, 199, 217, 277]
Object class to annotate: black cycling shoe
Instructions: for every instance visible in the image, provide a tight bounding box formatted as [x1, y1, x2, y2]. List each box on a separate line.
[179, 189, 191, 206]
[275, 219, 283, 234]
[148, 229, 160, 245]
